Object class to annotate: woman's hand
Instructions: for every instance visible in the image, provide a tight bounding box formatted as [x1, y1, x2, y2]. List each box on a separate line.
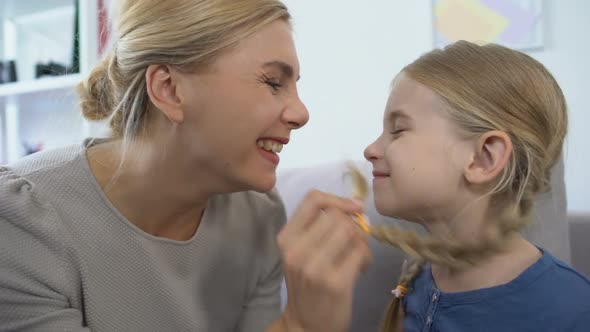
[277, 190, 372, 332]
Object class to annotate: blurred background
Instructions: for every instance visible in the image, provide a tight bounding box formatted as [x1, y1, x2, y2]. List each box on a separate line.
[0, 0, 588, 213]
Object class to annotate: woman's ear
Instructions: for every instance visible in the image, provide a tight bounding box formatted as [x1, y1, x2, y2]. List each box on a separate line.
[145, 64, 184, 124]
[464, 131, 512, 185]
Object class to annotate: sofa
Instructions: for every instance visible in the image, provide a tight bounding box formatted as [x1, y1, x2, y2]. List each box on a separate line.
[275, 158, 589, 332]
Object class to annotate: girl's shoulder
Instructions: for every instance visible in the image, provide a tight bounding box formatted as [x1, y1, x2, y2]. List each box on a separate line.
[538, 250, 590, 301]
[402, 251, 590, 331]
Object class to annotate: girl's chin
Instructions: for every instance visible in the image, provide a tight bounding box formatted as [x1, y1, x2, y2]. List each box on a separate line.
[374, 197, 397, 216]
[375, 201, 412, 221]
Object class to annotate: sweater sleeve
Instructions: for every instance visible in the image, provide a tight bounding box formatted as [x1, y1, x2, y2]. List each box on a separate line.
[235, 252, 283, 332]
[0, 168, 90, 332]
[235, 190, 286, 332]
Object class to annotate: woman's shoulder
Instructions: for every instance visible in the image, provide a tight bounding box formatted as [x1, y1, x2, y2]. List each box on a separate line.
[0, 144, 86, 243]
[0, 145, 84, 190]
[0, 151, 85, 318]
[1, 147, 75, 215]
[0, 145, 85, 262]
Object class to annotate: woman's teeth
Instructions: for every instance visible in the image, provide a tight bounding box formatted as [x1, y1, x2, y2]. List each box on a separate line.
[257, 139, 283, 153]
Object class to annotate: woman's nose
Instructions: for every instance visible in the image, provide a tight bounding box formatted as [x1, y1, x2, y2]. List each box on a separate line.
[283, 95, 309, 129]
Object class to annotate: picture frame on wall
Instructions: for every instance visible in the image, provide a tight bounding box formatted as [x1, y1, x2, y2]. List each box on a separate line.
[432, 0, 544, 51]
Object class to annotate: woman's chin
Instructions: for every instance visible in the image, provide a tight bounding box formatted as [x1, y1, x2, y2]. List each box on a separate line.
[250, 175, 277, 193]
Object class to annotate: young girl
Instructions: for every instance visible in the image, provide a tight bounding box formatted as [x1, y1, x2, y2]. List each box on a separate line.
[362, 41, 590, 331]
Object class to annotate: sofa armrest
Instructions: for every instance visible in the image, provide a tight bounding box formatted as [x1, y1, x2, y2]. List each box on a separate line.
[569, 213, 590, 277]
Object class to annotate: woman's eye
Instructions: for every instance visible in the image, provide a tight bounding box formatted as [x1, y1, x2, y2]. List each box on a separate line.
[265, 80, 283, 91]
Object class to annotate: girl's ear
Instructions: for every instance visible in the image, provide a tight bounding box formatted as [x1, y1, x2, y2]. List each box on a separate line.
[145, 64, 184, 124]
[464, 131, 512, 185]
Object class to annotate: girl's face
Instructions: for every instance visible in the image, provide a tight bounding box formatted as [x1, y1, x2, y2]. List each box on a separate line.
[364, 73, 474, 223]
[173, 20, 309, 193]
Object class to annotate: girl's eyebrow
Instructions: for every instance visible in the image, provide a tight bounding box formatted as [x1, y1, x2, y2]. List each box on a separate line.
[389, 109, 412, 119]
[388, 109, 413, 122]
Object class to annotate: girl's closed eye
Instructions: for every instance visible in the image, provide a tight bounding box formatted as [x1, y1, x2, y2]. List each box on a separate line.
[389, 115, 411, 138]
[391, 128, 406, 137]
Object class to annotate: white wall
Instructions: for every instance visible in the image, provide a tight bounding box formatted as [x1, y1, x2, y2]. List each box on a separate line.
[17, 92, 85, 153]
[279, 0, 590, 213]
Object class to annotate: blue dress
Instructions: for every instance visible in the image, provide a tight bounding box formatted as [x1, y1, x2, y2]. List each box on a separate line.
[402, 249, 590, 332]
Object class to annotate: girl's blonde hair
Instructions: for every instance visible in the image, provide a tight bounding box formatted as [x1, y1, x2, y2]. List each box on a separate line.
[77, 0, 290, 145]
[359, 41, 568, 332]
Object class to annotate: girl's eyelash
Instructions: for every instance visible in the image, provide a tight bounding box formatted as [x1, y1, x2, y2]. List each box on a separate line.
[391, 129, 405, 135]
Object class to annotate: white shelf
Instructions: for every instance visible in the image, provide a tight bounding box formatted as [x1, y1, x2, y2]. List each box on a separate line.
[1, 0, 75, 20]
[0, 74, 82, 98]
[0, 0, 99, 164]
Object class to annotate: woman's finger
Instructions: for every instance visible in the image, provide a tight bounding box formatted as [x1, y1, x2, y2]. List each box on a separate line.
[278, 190, 363, 249]
[281, 209, 338, 276]
[333, 237, 372, 285]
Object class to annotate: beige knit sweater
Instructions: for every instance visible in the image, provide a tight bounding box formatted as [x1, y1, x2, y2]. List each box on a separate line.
[0, 142, 286, 332]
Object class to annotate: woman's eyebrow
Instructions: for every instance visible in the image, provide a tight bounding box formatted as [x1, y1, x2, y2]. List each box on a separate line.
[262, 61, 300, 81]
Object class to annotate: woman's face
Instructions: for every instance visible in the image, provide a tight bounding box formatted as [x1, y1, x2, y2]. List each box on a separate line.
[174, 20, 309, 193]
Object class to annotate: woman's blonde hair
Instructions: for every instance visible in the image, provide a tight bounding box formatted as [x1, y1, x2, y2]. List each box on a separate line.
[359, 41, 568, 332]
[77, 0, 290, 144]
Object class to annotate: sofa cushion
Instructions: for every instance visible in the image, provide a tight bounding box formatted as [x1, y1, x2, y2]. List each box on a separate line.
[569, 213, 590, 277]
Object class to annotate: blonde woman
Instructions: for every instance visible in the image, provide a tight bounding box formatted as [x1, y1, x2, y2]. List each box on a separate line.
[363, 41, 590, 331]
[0, 0, 370, 331]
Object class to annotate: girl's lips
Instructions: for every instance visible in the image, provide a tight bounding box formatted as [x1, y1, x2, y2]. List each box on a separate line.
[372, 171, 390, 177]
